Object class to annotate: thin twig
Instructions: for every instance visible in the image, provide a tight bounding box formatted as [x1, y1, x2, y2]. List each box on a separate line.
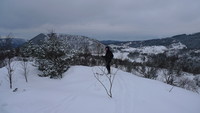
[169, 86, 174, 92]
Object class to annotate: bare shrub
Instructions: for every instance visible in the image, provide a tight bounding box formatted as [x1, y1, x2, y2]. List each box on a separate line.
[193, 75, 200, 87]
[92, 67, 118, 98]
[178, 77, 198, 92]
[137, 66, 158, 79]
[163, 69, 175, 85]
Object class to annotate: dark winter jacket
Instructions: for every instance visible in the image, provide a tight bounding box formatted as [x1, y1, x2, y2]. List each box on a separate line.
[102, 48, 113, 63]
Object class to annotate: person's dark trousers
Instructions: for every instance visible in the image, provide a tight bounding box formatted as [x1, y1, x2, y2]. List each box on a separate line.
[106, 61, 111, 74]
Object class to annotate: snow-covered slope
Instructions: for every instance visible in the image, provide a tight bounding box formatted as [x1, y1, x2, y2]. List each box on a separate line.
[168, 42, 187, 50]
[27, 33, 105, 54]
[110, 42, 188, 62]
[0, 62, 200, 113]
[123, 46, 167, 55]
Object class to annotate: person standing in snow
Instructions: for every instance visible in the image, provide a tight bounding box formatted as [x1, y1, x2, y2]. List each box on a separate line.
[102, 46, 114, 74]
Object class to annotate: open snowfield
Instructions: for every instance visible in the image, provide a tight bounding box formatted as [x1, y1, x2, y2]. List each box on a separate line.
[0, 61, 200, 113]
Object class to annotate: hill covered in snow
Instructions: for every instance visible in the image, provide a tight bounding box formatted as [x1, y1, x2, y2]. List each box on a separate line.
[0, 61, 200, 113]
[111, 42, 187, 61]
[24, 33, 105, 54]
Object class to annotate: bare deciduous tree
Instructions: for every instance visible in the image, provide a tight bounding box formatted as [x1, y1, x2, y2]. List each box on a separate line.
[21, 58, 29, 82]
[5, 58, 14, 89]
[4, 33, 14, 89]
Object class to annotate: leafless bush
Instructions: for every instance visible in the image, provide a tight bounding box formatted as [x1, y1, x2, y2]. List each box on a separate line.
[92, 67, 118, 98]
[163, 69, 175, 85]
[178, 77, 198, 92]
[193, 75, 200, 87]
[137, 66, 158, 79]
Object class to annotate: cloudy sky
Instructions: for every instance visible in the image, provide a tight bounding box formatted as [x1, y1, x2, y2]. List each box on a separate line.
[0, 0, 200, 41]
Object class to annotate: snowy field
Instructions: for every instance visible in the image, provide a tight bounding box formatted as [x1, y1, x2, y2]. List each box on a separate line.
[0, 61, 200, 113]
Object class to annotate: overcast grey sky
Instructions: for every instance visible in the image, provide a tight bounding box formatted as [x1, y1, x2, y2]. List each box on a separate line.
[0, 0, 200, 41]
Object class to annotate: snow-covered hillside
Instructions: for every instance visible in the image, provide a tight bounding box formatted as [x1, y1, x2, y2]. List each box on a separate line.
[27, 33, 105, 54]
[122, 46, 167, 55]
[111, 45, 167, 62]
[111, 42, 187, 62]
[0, 62, 200, 113]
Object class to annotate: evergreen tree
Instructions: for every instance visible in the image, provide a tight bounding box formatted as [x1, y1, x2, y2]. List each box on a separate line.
[36, 32, 70, 78]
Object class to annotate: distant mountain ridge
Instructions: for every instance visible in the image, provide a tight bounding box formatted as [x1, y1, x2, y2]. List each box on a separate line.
[25, 33, 105, 54]
[101, 32, 200, 49]
[0, 38, 26, 49]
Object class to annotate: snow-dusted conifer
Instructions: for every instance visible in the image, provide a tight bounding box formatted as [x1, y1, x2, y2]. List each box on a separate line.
[37, 31, 69, 78]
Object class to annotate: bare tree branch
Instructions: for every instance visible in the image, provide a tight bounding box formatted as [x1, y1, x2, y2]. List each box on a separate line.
[92, 66, 118, 98]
